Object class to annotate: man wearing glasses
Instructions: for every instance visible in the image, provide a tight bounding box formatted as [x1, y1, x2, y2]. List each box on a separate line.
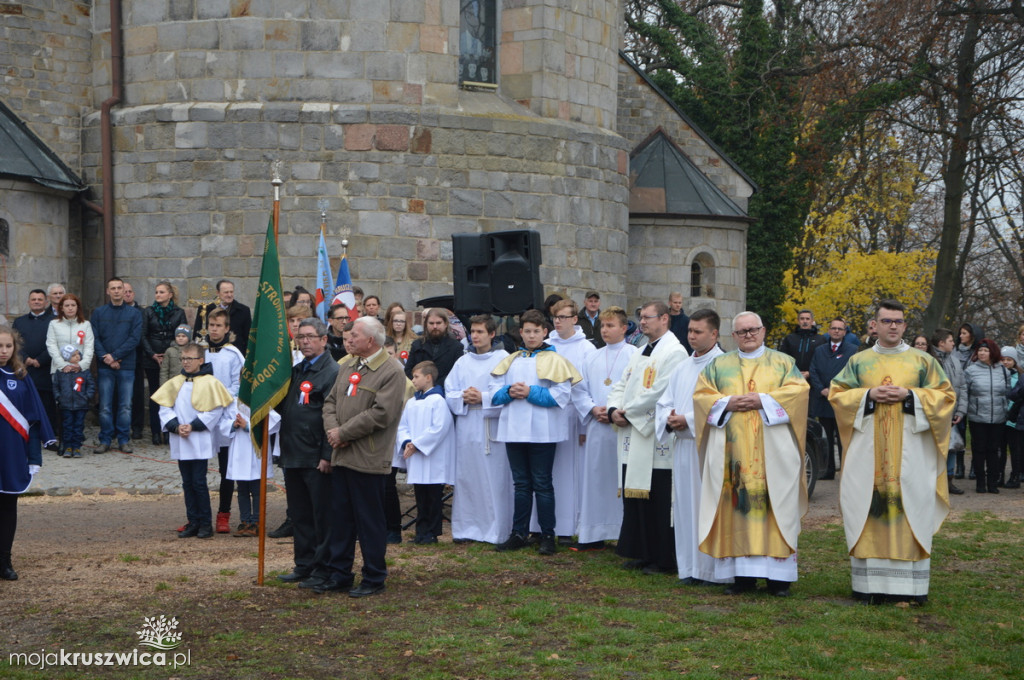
[694, 311, 809, 597]
[607, 301, 688, 575]
[829, 300, 955, 605]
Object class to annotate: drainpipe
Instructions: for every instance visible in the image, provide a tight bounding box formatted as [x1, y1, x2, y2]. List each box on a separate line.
[99, 0, 123, 283]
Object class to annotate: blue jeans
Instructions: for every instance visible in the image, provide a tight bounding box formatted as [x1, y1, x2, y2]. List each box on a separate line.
[505, 442, 557, 536]
[61, 409, 87, 450]
[178, 459, 212, 526]
[236, 480, 260, 525]
[98, 367, 134, 445]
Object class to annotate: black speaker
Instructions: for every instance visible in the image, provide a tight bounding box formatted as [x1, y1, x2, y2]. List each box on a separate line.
[451, 230, 543, 315]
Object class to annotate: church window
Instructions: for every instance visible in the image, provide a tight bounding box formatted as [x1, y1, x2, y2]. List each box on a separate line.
[459, 0, 497, 86]
[690, 253, 715, 298]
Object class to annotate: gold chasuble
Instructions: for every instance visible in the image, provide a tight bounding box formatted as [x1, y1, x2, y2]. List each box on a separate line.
[694, 349, 809, 559]
[829, 345, 954, 562]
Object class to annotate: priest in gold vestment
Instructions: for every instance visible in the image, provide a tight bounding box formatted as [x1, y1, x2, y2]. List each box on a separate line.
[829, 300, 954, 604]
[694, 312, 809, 597]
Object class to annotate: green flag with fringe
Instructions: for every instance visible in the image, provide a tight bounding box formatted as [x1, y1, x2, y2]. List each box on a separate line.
[239, 217, 292, 452]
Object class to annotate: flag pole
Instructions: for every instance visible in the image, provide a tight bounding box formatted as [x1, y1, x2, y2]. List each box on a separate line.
[257, 162, 283, 586]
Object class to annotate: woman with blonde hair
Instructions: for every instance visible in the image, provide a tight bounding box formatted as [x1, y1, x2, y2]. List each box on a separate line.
[385, 303, 416, 354]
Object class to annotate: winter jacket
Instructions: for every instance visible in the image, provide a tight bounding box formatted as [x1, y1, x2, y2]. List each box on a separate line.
[12, 312, 53, 390]
[52, 369, 96, 411]
[808, 339, 857, 418]
[91, 302, 143, 370]
[160, 345, 184, 386]
[404, 334, 464, 384]
[276, 351, 340, 468]
[934, 348, 967, 419]
[964, 360, 1011, 424]
[778, 326, 827, 373]
[140, 303, 188, 370]
[46, 318, 95, 372]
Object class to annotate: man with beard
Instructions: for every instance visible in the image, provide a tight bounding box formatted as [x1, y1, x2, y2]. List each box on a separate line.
[655, 308, 727, 585]
[405, 309, 463, 383]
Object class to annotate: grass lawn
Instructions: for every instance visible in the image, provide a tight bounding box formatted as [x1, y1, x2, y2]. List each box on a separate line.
[3, 511, 1022, 679]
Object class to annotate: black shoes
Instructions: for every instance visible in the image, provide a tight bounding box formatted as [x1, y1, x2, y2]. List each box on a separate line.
[948, 480, 965, 495]
[196, 524, 214, 539]
[724, 577, 757, 595]
[495, 532, 530, 552]
[349, 582, 386, 598]
[413, 535, 438, 545]
[268, 518, 294, 538]
[298, 575, 327, 590]
[1, 554, 18, 581]
[621, 559, 647, 570]
[386, 530, 403, 544]
[538, 536, 556, 555]
[278, 569, 311, 583]
[312, 578, 354, 594]
[178, 523, 199, 538]
[642, 564, 673, 575]
[152, 433, 163, 445]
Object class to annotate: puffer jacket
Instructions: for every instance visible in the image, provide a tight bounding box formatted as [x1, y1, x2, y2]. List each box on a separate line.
[964, 360, 1011, 424]
[52, 369, 96, 410]
[934, 348, 967, 419]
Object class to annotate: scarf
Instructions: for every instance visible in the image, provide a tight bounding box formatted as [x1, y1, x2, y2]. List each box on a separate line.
[151, 300, 177, 326]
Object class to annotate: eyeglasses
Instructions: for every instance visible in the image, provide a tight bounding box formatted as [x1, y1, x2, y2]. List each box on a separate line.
[553, 315, 576, 321]
[295, 334, 320, 341]
[877, 319, 905, 327]
[639, 314, 662, 321]
[733, 327, 763, 337]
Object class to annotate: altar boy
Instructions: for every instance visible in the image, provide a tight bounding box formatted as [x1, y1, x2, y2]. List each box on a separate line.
[394, 361, 455, 544]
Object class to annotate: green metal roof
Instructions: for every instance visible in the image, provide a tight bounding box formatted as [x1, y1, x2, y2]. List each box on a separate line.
[0, 98, 85, 193]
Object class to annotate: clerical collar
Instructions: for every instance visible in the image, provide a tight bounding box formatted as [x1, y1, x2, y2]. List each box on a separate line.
[738, 345, 766, 359]
[872, 341, 909, 355]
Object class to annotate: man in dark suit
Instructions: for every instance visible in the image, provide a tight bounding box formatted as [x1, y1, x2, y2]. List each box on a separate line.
[808, 317, 858, 479]
[194, 279, 252, 355]
[13, 289, 56, 440]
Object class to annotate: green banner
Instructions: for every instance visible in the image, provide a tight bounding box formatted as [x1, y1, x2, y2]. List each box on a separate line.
[239, 217, 292, 451]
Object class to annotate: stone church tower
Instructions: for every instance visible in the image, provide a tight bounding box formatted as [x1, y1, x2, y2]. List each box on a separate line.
[0, 0, 752, 328]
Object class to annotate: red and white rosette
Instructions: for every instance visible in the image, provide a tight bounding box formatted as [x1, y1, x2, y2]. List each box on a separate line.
[77, 330, 85, 345]
[74, 376, 84, 392]
[347, 372, 361, 396]
[399, 350, 409, 362]
[298, 380, 312, 405]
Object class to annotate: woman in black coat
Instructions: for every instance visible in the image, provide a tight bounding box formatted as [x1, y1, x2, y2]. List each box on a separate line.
[140, 282, 187, 444]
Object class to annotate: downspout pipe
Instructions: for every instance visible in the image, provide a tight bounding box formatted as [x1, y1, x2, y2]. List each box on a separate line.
[99, 0, 123, 283]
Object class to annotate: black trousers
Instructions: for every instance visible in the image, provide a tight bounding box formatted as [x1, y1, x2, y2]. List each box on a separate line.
[819, 416, 841, 476]
[144, 366, 163, 436]
[283, 466, 333, 577]
[217, 446, 234, 513]
[969, 421, 1004, 491]
[413, 483, 444, 539]
[616, 467, 676, 571]
[326, 466, 387, 587]
[0, 493, 17, 555]
[384, 467, 402, 533]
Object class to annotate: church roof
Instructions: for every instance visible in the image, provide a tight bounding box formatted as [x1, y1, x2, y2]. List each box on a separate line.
[629, 129, 747, 217]
[0, 98, 85, 193]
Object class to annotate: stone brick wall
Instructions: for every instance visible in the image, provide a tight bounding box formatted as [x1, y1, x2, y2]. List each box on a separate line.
[627, 216, 748, 343]
[501, 0, 620, 128]
[81, 95, 631, 310]
[617, 58, 753, 212]
[0, 0, 94, 173]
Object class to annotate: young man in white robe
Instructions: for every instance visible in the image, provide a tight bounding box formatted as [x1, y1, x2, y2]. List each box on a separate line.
[444, 315, 512, 544]
[394, 361, 455, 544]
[655, 308, 727, 585]
[152, 343, 233, 539]
[205, 309, 246, 534]
[220, 400, 280, 537]
[607, 301, 689, 574]
[539, 299, 596, 537]
[572, 306, 637, 551]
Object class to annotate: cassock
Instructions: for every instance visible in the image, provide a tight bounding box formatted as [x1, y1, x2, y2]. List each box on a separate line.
[694, 346, 808, 583]
[534, 327, 596, 536]
[153, 370, 233, 461]
[607, 332, 688, 570]
[445, 349, 513, 544]
[219, 400, 279, 482]
[828, 343, 954, 599]
[655, 344, 727, 583]
[393, 388, 456, 485]
[573, 339, 638, 543]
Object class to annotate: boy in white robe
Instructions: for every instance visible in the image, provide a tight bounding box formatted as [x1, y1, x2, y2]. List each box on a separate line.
[445, 315, 512, 544]
[220, 400, 280, 537]
[152, 343, 233, 539]
[540, 299, 597, 537]
[655, 309, 728, 584]
[394, 361, 455, 544]
[572, 307, 637, 550]
[205, 309, 246, 534]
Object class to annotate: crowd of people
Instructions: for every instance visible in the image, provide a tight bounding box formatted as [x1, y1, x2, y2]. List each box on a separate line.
[0, 279, 1005, 605]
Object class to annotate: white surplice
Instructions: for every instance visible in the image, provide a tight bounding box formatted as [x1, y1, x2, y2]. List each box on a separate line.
[159, 381, 225, 461]
[445, 349, 512, 544]
[573, 340, 638, 543]
[219, 400, 279, 482]
[393, 391, 455, 485]
[655, 344, 727, 582]
[531, 328, 597, 535]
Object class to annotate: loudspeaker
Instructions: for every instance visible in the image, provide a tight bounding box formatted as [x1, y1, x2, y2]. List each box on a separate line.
[451, 230, 543, 315]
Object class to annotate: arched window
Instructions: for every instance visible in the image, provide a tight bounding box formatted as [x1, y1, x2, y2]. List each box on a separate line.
[690, 253, 715, 298]
[459, 0, 497, 85]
